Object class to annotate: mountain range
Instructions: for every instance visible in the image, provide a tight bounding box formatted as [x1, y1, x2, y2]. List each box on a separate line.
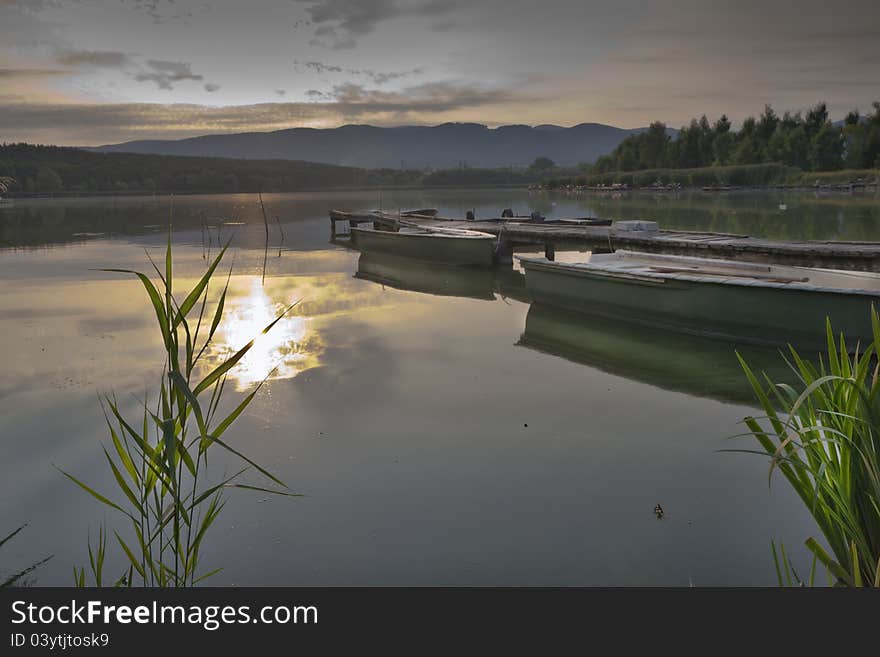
[92, 122, 655, 169]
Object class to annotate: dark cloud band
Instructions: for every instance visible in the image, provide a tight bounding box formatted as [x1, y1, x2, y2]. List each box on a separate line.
[0, 80, 521, 143]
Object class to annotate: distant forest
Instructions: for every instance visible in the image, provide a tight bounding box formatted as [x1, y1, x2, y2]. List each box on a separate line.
[592, 102, 880, 174]
[0, 144, 566, 195]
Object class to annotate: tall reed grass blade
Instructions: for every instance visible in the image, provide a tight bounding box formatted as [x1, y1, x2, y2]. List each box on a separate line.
[1, 524, 53, 587]
[175, 242, 231, 326]
[0, 525, 26, 549]
[56, 467, 135, 521]
[207, 435, 287, 488]
[98, 269, 170, 347]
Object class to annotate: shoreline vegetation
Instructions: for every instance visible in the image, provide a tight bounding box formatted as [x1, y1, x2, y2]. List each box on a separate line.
[540, 163, 880, 191]
[542, 101, 880, 192]
[0, 143, 567, 197]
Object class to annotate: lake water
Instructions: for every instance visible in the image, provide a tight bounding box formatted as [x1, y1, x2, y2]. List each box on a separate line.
[2, 188, 876, 586]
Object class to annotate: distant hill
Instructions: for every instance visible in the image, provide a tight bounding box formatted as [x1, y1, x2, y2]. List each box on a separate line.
[91, 122, 656, 169]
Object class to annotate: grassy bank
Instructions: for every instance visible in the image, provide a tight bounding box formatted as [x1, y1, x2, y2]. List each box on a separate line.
[543, 163, 880, 189]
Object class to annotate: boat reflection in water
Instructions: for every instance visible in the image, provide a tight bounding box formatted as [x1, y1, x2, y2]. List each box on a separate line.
[517, 303, 804, 405]
[355, 252, 528, 302]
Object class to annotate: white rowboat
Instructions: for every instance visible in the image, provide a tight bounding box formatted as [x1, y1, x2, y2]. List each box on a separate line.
[351, 224, 496, 267]
[519, 250, 880, 348]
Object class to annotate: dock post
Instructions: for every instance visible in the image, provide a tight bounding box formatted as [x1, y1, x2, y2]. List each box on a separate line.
[330, 215, 337, 238]
[495, 236, 513, 265]
[544, 243, 556, 261]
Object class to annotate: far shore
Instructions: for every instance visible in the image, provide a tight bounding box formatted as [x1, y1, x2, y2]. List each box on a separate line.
[6, 182, 880, 202]
[2, 183, 532, 200]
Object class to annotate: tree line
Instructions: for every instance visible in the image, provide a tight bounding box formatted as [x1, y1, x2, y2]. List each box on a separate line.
[592, 102, 880, 174]
[0, 144, 555, 195]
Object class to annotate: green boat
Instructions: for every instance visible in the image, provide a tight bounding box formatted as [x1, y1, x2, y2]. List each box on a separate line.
[520, 250, 880, 349]
[351, 224, 497, 267]
[517, 303, 801, 405]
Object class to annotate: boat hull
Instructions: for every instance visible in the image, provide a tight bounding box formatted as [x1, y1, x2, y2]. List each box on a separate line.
[521, 257, 878, 349]
[352, 227, 496, 267]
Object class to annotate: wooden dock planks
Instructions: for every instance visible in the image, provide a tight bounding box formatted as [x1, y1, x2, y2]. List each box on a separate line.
[329, 210, 880, 271]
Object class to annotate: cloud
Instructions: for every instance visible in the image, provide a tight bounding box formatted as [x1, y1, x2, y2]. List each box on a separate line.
[299, 59, 423, 84]
[0, 80, 524, 143]
[0, 0, 56, 8]
[0, 68, 68, 78]
[302, 61, 345, 74]
[55, 49, 132, 68]
[300, 0, 396, 42]
[203, 83, 221, 92]
[296, 0, 462, 48]
[307, 79, 520, 116]
[119, 0, 207, 25]
[0, 101, 320, 134]
[371, 69, 422, 85]
[800, 25, 880, 43]
[133, 59, 204, 89]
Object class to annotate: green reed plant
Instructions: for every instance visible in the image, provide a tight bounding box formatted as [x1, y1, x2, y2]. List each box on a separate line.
[60, 230, 298, 587]
[1, 524, 53, 587]
[735, 311, 880, 587]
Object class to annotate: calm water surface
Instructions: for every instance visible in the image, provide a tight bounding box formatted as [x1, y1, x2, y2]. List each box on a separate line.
[3, 188, 875, 586]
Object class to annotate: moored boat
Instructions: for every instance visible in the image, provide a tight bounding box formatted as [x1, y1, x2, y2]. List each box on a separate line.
[351, 224, 497, 267]
[519, 250, 880, 348]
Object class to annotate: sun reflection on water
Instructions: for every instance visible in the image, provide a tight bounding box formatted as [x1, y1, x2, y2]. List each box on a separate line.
[210, 277, 320, 391]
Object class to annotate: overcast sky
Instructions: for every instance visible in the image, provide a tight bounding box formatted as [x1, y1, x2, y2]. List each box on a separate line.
[1, 0, 878, 144]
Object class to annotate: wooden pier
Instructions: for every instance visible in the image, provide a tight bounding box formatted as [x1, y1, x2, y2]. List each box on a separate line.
[330, 210, 880, 271]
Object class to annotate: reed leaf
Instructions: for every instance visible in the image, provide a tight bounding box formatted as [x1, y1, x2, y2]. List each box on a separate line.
[174, 242, 230, 326]
[738, 309, 880, 586]
[98, 269, 170, 348]
[114, 532, 146, 580]
[56, 467, 136, 521]
[1, 524, 52, 587]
